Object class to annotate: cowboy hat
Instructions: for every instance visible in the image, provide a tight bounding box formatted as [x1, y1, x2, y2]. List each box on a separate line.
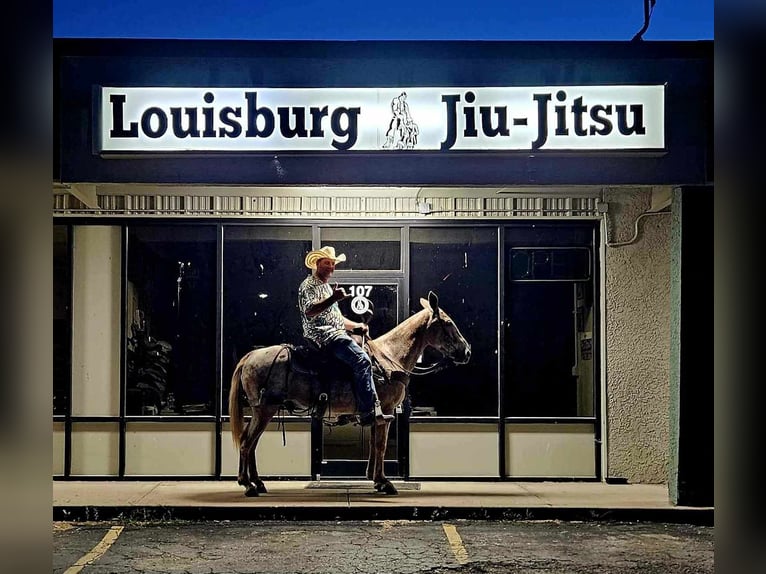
[304, 246, 347, 269]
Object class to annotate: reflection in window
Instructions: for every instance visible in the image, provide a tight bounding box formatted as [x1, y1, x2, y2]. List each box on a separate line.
[126, 226, 216, 416]
[53, 225, 70, 415]
[319, 227, 401, 270]
[510, 248, 591, 281]
[409, 227, 498, 417]
[222, 226, 312, 415]
[505, 282, 594, 417]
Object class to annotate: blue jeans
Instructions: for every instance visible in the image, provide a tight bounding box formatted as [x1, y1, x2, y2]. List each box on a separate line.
[326, 335, 375, 414]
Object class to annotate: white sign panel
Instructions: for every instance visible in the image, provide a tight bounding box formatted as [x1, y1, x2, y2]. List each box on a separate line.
[99, 86, 664, 152]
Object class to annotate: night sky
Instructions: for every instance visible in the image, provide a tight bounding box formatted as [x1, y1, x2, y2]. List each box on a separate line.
[54, 0, 713, 41]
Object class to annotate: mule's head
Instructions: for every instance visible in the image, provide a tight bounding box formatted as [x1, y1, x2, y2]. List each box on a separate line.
[419, 291, 472, 365]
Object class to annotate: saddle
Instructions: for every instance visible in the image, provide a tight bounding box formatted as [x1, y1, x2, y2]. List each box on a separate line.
[290, 338, 389, 384]
[281, 336, 391, 422]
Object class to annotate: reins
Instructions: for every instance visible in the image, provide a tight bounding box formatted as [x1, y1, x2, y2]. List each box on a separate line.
[365, 337, 452, 378]
[410, 361, 453, 375]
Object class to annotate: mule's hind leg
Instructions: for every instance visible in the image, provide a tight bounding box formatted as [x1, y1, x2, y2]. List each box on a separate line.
[242, 404, 278, 497]
[237, 416, 256, 488]
[238, 411, 264, 494]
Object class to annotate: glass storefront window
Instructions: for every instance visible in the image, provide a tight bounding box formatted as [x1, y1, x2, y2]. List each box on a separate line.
[319, 227, 401, 270]
[54, 219, 601, 480]
[53, 225, 70, 415]
[222, 226, 312, 415]
[126, 225, 216, 416]
[409, 227, 498, 417]
[504, 225, 596, 418]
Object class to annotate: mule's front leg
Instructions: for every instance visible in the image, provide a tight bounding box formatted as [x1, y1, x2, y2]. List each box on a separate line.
[365, 423, 376, 480]
[372, 419, 398, 495]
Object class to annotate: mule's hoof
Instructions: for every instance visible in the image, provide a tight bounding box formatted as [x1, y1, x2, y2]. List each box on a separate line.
[255, 482, 268, 494]
[244, 485, 260, 497]
[380, 481, 398, 495]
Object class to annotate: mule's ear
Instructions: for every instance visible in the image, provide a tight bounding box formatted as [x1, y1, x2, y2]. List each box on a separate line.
[428, 291, 441, 318]
[419, 297, 430, 311]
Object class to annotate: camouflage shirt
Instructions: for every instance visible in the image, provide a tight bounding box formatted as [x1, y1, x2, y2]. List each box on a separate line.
[298, 273, 346, 346]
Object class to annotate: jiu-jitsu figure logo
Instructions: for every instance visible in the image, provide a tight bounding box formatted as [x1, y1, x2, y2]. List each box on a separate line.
[383, 92, 419, 149]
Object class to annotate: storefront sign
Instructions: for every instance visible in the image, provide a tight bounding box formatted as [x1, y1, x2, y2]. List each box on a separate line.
[99, 86, 664, 152]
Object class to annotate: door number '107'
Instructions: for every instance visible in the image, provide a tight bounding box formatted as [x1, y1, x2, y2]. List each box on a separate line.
[347, 285, 372, 297]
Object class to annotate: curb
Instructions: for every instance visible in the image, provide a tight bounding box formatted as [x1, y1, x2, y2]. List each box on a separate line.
[54, 505, 713, 526]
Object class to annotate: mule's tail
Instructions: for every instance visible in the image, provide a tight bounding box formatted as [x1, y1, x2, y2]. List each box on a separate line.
[229, 353, 249, 451]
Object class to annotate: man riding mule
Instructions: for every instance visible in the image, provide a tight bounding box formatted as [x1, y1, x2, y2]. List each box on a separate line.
[229, 250, 472, 497]
[298, 246, 393, 426]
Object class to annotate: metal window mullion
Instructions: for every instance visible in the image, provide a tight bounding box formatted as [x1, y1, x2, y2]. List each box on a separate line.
[400, 225, 411, 478]
[497, 225, 506, 479]
[119, 225, 128, 478]
[64, 224, 73, 478]
[594, 223, 605, 481]
[215, 223, 223, 478]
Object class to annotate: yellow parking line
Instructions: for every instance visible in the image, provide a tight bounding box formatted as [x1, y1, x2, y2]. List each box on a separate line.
[63, 525, 124, 574]
[442, 523, 469, 564]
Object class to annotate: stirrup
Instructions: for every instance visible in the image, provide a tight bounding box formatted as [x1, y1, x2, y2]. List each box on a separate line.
[374, 402, 394, 421]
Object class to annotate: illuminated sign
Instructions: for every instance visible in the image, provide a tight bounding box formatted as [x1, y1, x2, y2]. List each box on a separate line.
[99, 86, 665, 152]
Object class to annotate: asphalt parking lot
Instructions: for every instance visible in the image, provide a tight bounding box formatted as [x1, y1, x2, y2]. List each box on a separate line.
[54, 519, 713, 574]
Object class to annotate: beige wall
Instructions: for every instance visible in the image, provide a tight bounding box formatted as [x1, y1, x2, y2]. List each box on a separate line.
[410, 424, 498, 477]
[53, 422, 65, 476]
[604, 187, 671, 483]
[506, 424, 596, 478]
[221, 422, 311, 477]
[125, 422, 216, 476]
[71, 226, 122, 416]
[71, 423, 120, 476]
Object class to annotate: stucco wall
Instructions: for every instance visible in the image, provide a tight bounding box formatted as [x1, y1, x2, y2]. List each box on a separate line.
[604, 187, 671, 483]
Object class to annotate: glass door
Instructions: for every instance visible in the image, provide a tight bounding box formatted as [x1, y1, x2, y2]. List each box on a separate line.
[313, 279, 404, 478]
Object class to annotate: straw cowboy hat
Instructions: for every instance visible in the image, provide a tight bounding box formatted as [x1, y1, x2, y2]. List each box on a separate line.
[304, 246, 347, 269]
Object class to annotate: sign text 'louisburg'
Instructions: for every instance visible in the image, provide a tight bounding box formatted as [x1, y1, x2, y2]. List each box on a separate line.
[100, 86, 665, 152]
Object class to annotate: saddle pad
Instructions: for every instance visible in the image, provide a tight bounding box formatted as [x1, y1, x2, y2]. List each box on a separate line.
[305, 481, 420, 490]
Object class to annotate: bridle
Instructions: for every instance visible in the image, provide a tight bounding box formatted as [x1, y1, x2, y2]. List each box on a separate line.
[357, 301, 459, 378]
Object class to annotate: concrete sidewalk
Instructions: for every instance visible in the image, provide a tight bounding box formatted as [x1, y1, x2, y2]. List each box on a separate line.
[53, 480, 713, 524]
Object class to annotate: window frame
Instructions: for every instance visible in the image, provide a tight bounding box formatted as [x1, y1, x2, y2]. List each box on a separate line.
[53, 216, 601, 481]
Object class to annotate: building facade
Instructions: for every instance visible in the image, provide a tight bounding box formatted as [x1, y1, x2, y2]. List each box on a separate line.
[53, 39, 712, 504]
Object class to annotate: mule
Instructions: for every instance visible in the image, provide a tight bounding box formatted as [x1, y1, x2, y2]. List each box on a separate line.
[229, 291, 471, 496]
